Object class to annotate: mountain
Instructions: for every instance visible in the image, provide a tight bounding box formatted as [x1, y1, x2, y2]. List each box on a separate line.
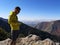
[0, 17, 59, 42]
[22, 20, 40, 27]
[35, 20, 60, 36]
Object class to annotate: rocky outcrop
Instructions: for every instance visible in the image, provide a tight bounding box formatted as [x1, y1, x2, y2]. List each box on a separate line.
[0, 38, 11, 45]
[0, 35, 57, 45]
[16, 34, 55, 45]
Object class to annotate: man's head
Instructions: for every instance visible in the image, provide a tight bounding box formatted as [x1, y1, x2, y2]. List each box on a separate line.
[14, 6, 21, 14]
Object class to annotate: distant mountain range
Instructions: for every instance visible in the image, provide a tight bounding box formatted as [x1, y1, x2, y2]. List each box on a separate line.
[22, 20, 40, 27]
[35, 20, 60, 37]
[0, 17, 60, 42]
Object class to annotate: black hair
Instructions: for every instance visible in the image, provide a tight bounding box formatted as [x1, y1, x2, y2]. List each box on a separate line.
[15, 6, 21, 10]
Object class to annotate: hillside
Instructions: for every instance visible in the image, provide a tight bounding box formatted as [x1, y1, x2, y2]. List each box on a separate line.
[35, 20, 60, 36]
[0, 17, 60, 42]
[0, 27, 10, 41]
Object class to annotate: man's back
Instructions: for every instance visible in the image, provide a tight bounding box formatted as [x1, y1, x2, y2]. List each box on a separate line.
[8, 12, 20, 30]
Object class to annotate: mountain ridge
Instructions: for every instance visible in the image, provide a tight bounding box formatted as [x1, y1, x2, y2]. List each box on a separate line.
[35, 20, 60, 36]
[0, 17, 60, 42]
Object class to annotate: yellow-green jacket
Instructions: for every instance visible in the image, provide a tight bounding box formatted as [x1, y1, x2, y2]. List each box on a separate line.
[8, 12, 20, 30]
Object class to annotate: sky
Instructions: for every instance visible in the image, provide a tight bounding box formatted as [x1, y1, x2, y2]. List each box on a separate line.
[0, 0, 60, 21]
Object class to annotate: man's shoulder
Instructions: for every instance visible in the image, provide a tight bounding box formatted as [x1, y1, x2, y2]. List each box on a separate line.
[9, 11, 15, 17]
[10, 11, 14, 15]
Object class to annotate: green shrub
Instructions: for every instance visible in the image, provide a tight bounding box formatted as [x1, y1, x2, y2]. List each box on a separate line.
[18, 34, 25, 38]
[0, 27, 10, 41]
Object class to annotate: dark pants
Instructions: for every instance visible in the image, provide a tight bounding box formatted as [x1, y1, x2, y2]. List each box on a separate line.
[11, 30, 20, 41]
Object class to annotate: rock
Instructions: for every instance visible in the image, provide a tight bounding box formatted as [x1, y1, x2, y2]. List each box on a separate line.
[30, 38, 55, 45]
[39, 38, 55, 45]
[16, 34, 40, 45]
[0, 38, 11, 45]
[30, 34, 40, 41]
[16, 35, 55, 45]
[0, 35, 56, 45]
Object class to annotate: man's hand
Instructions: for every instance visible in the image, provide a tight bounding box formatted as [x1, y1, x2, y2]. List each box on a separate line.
[14, 22, 21, 26]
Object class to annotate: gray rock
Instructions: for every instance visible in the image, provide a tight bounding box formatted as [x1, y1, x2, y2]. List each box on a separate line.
[0, 38, 11, 45]
[0, 35, 57, 45]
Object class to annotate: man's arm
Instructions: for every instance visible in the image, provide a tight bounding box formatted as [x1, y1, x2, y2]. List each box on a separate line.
[8, 15, 20, 25]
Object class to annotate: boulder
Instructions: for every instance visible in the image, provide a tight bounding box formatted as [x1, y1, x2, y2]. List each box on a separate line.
[0, 38, 11, 45]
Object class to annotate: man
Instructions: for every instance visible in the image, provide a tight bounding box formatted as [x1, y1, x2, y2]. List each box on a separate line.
[8, 7, 21, 45]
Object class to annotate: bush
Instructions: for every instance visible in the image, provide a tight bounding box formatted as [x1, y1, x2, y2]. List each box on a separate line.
[0, 27, 10, 41]
[18, 34, 25, 38]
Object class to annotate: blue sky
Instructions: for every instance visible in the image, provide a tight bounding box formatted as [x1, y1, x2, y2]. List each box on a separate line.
[0, 0, 60, 21]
